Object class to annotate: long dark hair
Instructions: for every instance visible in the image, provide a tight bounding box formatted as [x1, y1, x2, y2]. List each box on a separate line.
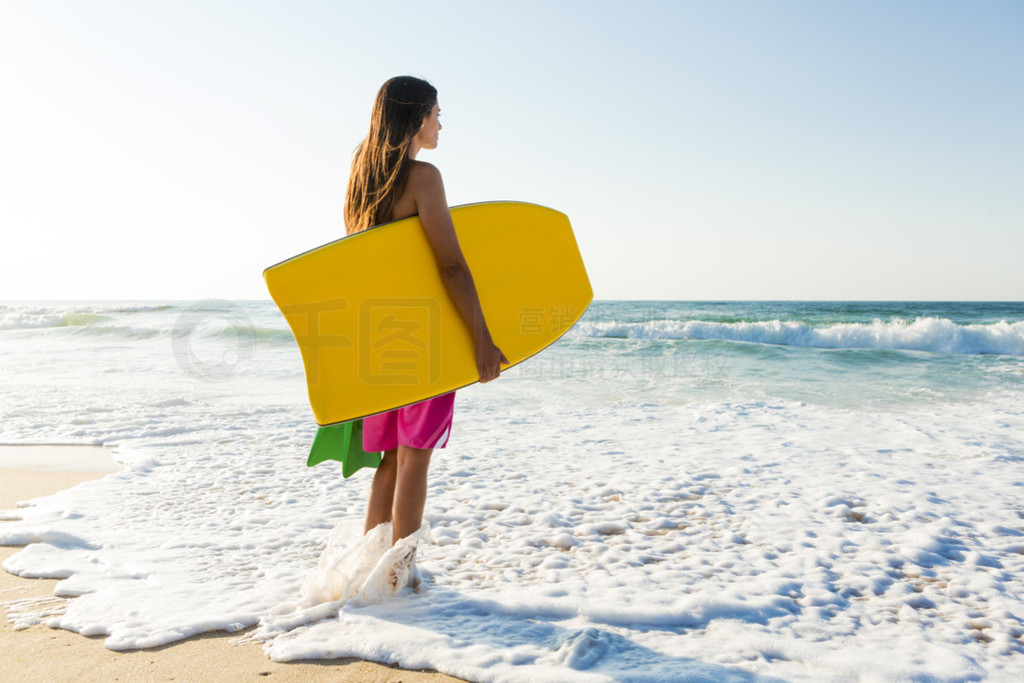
[344, 76, 437, 234]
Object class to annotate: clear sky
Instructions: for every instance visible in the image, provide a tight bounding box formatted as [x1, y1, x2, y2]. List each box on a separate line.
[1, 1, 1021, 301]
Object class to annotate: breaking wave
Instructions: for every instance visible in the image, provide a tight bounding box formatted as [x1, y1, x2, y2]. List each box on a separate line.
[571, 317, 1024, 356]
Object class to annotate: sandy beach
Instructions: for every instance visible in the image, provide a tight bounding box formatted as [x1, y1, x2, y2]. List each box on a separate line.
[0, 445, 462, 682]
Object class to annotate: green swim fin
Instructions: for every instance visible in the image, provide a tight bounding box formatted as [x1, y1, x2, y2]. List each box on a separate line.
[307, 419, 381, 478]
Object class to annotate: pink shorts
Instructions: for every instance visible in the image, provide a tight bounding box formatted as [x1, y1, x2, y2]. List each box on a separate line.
[362, 391, 455, 452]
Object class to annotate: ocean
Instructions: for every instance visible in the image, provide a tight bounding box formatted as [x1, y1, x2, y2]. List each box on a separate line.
[2, 300, 1023, 681]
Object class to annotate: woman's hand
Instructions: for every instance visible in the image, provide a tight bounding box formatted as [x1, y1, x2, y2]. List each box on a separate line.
[476, 338, 508, 384]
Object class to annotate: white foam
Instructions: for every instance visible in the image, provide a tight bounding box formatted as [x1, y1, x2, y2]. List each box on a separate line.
[573, 317, 1024, 355]
[2, 393, 1023, 678]
[299, 520, 430, 608]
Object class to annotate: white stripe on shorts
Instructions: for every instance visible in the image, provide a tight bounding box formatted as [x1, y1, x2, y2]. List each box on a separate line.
[429, 422, 451, 449]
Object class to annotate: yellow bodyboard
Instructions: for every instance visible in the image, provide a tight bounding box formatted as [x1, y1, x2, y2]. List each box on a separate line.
[264, 201, 592, 426]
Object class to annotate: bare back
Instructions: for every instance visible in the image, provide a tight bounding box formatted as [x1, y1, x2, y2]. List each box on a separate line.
[390, 160, 430, 223]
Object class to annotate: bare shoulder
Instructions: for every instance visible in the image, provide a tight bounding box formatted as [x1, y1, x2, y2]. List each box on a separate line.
[407, 160, 443, 191]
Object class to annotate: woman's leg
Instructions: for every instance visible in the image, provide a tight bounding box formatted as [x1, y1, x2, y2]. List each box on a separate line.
[364, 448, 398, 534]
[392, 445, 432, 544]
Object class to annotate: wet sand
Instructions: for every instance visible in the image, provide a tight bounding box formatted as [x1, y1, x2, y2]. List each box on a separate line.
[0, 446, 462, 682]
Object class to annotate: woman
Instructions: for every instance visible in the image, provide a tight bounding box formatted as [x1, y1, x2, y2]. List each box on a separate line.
[345, 76, 507, 552]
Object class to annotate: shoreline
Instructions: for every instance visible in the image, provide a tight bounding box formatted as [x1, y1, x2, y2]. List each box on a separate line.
[0, 446, 462, 682]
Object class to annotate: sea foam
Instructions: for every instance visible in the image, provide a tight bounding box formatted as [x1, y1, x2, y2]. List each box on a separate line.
[573, 316, 1024, 355]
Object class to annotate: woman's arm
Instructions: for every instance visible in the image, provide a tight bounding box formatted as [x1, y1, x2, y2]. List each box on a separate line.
[409, 162, 507, 383]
